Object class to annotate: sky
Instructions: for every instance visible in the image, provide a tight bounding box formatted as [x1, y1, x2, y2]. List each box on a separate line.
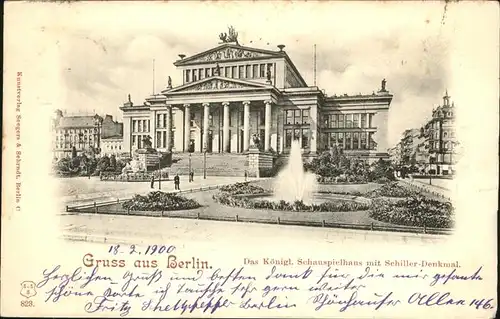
[29, 2, 459, 146]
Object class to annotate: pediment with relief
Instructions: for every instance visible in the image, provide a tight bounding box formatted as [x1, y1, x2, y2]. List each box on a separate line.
[189, 47, 273, 63]
[167, 77, 268, 93]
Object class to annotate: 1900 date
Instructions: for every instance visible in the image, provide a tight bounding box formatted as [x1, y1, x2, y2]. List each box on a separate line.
[108, 244, 176, 256]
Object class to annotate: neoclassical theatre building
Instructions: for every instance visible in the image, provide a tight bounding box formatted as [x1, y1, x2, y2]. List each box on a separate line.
[120, 36, 393, 162]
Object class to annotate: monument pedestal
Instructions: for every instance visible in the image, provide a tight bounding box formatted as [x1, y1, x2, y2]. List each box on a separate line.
[135, 148, 160, 172]
[247, 146, 274, 178]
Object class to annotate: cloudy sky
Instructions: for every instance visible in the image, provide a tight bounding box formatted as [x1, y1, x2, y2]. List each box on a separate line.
[25, 2, 460, 146]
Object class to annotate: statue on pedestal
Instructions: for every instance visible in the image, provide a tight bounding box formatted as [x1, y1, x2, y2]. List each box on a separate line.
[167, 76, 172, 88]
[381, 79, 387, 92]
[251, 133, 261, 149]
[128, 94, 131, 103]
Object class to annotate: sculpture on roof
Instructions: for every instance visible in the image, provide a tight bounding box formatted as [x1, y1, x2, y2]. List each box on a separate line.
[219, 26, 239, 44]
[381, 79, 387, 92]
[128, 94, 131, 103]
[167, 76, 172, 88]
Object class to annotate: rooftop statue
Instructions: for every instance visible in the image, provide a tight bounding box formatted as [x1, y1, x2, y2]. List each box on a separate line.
[128, 94, 132, 103]
[167, 76, 172, 88]
[381, 78, 387, 91]
[219, 26, 239, 44]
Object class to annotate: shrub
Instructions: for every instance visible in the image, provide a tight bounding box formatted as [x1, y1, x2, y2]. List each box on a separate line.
[219, 182, 266, 195]
[122, 191, 200, 211]
[366, 182, 417, 198]
[369, 196, 454, 228]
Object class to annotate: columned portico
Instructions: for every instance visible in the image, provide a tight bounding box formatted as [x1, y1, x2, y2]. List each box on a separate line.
[264, 100, 272, 151]
[243, 101, 251, 152]
[222, 102, 230, 152]
[184, 104, 191, 151]
[202, 103, 210, 151]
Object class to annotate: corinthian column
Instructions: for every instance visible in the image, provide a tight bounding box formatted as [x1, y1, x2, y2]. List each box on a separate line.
[202, 103, 210, 151]
[264, 100, 272, 151]
[222, 102, 230, 152]
[184, 104, 191, 152]
[243, 101, 251, 152]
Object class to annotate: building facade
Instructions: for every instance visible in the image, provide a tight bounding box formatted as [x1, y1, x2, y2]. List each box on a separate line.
[101, 137, 124, 157]
[51, 110, 103, 159]
[101, 114, 123, 139]
[120, 38, 392, 162]
[426, 91, 458, 174]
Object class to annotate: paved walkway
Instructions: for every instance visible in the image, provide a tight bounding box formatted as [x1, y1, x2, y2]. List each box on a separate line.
[61, 213, 447, 247]
[399, 178, 453, 201]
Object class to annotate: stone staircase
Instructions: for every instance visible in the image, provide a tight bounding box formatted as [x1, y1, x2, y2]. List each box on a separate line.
[168, 153, 249, 177]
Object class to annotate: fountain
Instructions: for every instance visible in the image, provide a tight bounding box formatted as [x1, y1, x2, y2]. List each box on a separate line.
[273, 140, 318, 204]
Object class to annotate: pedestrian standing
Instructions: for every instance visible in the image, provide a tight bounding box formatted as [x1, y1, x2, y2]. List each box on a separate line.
[150, 175, 155, 189]
[174, 174, 180, 190]
[190, 170, 194, 182]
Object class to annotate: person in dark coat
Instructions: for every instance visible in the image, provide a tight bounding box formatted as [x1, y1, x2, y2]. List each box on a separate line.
[150, 175, 155, 189]
[174, 174, 180, 190]
[189, 170, 194, 182]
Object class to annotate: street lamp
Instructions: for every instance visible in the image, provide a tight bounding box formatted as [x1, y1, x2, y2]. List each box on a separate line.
[158, 153, 162, 190]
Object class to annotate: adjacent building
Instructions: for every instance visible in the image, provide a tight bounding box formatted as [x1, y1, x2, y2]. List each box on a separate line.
[51, 110, 124, 159]
[390, 91, 458, 175]
[51, 110, 103, 159]
[120, 32, 393, 163]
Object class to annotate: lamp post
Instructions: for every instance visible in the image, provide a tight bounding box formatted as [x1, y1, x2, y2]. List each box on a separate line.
[158, 153, 162, 190]
[203, 150, 207, 179]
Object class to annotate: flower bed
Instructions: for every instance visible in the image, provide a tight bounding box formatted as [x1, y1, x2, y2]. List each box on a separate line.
[369, 196, 454, 228]
[122, 191, 200, 211]
[213, 182, 369, 212]
[365, 182, 419, 198]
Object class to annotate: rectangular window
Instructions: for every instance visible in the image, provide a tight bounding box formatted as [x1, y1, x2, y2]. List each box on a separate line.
[192, 70, 197, 82]
[224, 66, 230, 77]
[199, 69, 204, 80]
[285, 129, 292, 148]
[368, 132, 377, 150]
[286, 110, 293, 125]
[329, 132, 337, 146]
[260, 64, 266, 77]
[205, 68, 210, 78]
[360, 132, 367, 149]
[232, 66, 237, 78]
[345, 132, 352, 150]
[330, 114, 338, 128]
[338, 115, 345, 128]
[294, 110, 301, 125]
[361, 114, 367, 128]
[137, 136, 142, 149]
[302, 129, 309, 148]
[294, 129, 300, 142]
[162, 132, 166, 148]
[302, 109, 310, 124]
[346, 114, 353, 128]
[238, 65, 244, 78]
[162, 114, 166, 128]
[156, 132, 161, 148]
[353, 114, 359, 128]
[252, 65, 258, 78]
[157, 114, 161, 128]
[138, 121, 142, 133]
[337, 132, 344, 148]
[267, 63, 273, 78]
[353, 132, 359, 149]
[245, 65, 251, 78]
[368, 114, 374, 128]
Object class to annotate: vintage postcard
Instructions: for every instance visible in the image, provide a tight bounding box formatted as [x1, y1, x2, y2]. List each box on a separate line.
[2, 1, 498, 318]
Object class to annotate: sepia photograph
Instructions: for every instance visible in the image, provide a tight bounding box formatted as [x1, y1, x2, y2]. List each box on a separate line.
[2, 1, 498, 318]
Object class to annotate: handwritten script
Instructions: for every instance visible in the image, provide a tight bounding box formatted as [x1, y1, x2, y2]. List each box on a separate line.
[35, 256, 495, 317]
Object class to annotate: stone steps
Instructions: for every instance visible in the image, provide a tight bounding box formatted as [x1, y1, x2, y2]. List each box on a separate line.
[169, 153, 249, 177]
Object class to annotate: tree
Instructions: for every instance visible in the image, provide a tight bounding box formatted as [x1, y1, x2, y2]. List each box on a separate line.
[109, 155, 117, 172]
[71, 146, 77, 158]
[97, 155, 111, 172]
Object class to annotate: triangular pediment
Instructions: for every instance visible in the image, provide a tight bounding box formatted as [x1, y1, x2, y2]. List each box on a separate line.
[174, 43, 283, 66]
[164, 76, 272, 94]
